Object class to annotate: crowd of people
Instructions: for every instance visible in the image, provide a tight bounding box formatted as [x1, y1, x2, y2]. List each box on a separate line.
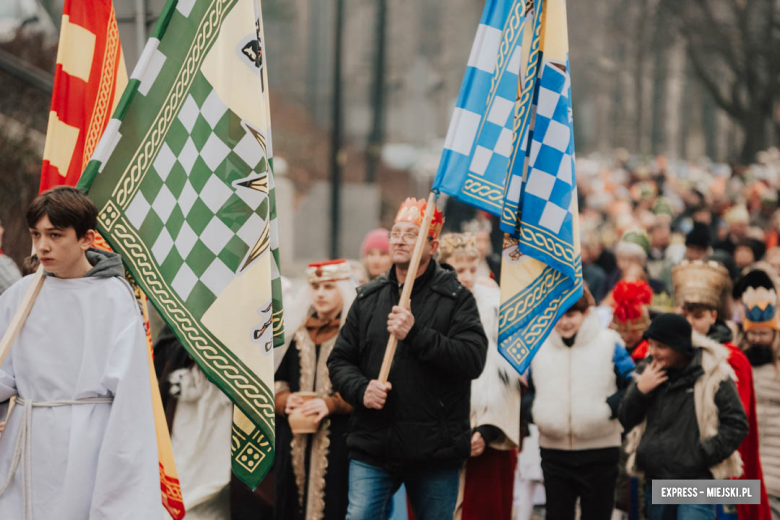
[268, 147, 780, 520]
[3, 148, 780, 520]
[271, 149, 780, 520]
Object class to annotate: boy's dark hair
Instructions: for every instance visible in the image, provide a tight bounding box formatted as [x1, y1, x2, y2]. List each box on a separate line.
[26, 187, 98, 239]
[682, 302, 717, 315]
[566, 286, 595, 314]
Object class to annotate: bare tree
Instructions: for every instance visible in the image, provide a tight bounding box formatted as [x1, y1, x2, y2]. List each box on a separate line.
[0, 32, 56, 266]
[659, 0, 780, 163]
[0, 132, 40, 268]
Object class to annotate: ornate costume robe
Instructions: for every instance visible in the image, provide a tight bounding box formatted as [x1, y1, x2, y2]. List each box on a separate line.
[274, 316, 352, 520]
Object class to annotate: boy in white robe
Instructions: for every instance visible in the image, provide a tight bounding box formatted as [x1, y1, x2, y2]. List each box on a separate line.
[0, 186, 161, 520]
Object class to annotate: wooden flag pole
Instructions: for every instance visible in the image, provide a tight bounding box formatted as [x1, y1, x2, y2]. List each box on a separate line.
[378, 192, 437, 383]
[0, 265, 45, 368]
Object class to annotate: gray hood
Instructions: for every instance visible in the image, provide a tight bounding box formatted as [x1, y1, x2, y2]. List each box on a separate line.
[84, 248, 125, 279]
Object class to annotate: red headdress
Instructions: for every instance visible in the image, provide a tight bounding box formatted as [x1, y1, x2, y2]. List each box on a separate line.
[611, 280, 653, 331]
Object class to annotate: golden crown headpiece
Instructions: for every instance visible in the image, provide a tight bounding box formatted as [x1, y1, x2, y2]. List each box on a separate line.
[438, 233, 478, 259]
[394, 198, 445, 240]
[672, 260, 729, 309]
[650, 292, 676, 314]
[306, 259, 352, 284]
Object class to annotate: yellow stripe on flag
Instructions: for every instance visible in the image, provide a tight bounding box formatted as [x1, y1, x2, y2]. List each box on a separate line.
[42, 111, 80, 177]
[140, 296, 185, 519]
[58, 15, 97, 82]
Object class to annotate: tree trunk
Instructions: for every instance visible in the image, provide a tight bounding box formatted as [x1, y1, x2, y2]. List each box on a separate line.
[702, 92, 716, 159]
[650, 34, 668, 155]
[739, 113, 768, 164]
[634, 0, 650, 153]
[663, 36, 685, 160]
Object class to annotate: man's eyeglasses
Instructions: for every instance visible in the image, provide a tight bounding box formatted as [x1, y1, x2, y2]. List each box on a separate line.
[388, 231, 431, 243]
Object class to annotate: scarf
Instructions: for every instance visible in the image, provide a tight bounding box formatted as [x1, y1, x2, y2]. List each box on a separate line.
[305, 314, 341, 345]
[744, 344, 774, 367]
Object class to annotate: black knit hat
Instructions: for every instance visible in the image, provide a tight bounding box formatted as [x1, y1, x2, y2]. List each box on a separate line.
[643, 313, 694, 356]
[736, 238, 766, 263]
[733, 268, 775, 300]
[685, 222, 711, 249]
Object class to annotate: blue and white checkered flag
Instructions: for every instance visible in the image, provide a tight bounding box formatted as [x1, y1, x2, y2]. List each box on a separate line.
[432, 0, 526, 214]
[433, 0, 583, 375]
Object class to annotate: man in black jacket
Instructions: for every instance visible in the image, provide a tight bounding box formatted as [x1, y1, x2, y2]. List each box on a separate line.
[619, 314, 748, 520]
[327, 198, 488, 520]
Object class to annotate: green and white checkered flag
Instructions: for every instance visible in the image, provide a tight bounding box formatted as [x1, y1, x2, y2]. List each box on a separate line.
[78, 0, 283, 488]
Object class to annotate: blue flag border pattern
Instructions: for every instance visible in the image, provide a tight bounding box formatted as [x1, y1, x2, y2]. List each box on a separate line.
[499, 264, 582, 373]
[499, 0, 543, 237]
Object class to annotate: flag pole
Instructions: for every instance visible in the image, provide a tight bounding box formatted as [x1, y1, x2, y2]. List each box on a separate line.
[0, 265, 45, 368]
[378, 192, 437, 383]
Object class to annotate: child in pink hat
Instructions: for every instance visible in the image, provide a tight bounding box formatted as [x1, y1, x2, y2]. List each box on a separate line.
[361, 228, 391, 281]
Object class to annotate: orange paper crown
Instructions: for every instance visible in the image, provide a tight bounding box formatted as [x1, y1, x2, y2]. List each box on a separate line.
[394, 198, 445, 239]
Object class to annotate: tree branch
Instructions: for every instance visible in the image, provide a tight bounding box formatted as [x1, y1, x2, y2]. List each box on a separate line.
[761, 0, 780, 106]
[691, 0, 745, 78]
[686, 41, 746, 118]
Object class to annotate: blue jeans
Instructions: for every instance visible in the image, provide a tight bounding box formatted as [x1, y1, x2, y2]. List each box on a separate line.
[345, 459, 460, 520]
[645, 483, 717, 520]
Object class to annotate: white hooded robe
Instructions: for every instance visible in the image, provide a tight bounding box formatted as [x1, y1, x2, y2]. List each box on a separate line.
[0, 265, 161, 519]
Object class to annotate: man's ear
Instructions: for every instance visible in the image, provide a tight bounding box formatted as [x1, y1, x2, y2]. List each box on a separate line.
[81, 229, 96, 250]
[429, 238, 439, 255]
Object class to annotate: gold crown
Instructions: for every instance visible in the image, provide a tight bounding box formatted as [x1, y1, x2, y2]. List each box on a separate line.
[439, 233, 478, 258]
[611, 312, 649, 332]
[743, 286, 779, 331]
[650, 292, 676, 314]
[395, 198, 445, 239]
[305, 259, 352, 284]
[672, 260, 729, 309]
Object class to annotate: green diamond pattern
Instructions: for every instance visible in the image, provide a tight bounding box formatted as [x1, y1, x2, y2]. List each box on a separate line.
[121, 73, 271, 319]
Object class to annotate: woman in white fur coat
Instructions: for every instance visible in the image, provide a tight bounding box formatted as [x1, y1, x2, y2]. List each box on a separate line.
[522, 287, 635, 520]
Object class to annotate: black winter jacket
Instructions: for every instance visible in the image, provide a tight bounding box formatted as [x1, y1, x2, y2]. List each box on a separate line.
[619, 349, 748, 480]
[327, 260, 488, 471]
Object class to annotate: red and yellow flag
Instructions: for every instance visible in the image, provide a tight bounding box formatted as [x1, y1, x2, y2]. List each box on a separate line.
[40, 0, 125, 188]
[40, 1, 184, 518]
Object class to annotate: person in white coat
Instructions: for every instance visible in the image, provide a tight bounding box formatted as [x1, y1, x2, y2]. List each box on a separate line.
[0, 187, 160, 520]
[522, 287, 634, 520]
[439, 233, 522, 520]
[154, 325, 234, 520]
